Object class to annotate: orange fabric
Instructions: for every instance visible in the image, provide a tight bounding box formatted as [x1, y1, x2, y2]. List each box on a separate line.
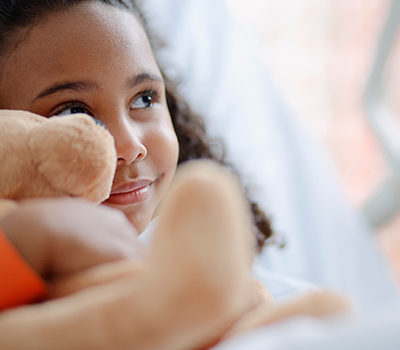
[0, 228, 47, 309]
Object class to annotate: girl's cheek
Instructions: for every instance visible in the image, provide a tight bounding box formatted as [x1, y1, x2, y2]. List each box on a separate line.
[150, 122, 179, 168]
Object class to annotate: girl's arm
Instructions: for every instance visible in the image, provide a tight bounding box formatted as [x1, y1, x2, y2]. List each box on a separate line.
[0, 264, 146, 350]
[0, 288, 117, 350]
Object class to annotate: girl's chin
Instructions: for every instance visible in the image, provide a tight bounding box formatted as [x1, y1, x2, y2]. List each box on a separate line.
[123, 207, 155, 236]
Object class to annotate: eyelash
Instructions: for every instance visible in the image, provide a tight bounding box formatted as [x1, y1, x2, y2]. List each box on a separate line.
[130, 88, 160, 110]
[52, 101, 92, 117]
[51, 88, 161, 116]
[138, 88, 160, 104]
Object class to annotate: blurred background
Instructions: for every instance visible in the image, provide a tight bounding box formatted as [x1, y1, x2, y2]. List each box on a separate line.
[225, 0, 400, 281]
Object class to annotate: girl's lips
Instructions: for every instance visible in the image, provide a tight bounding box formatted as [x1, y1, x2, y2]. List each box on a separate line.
[105, 180, 153, 205]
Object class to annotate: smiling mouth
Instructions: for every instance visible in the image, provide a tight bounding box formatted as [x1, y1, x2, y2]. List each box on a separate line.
[105, 180, 153, 205]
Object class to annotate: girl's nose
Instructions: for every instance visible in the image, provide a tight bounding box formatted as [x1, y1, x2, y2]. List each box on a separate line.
[109, 120, 147, 165]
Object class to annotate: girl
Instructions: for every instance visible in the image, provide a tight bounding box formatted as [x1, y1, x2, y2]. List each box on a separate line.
[0, 0, 274, 347]
[0, 0, 273, 252]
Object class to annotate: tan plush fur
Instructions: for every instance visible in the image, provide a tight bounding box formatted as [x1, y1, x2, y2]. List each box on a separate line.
[0, 109, 116, 219]
[0, 110, 350, 349]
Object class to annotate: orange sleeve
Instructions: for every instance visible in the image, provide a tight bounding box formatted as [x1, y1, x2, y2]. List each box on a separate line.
[0, 228, 47, 310]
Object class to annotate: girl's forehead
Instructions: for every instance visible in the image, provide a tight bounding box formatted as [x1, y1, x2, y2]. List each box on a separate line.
[27, 2, 151, 57]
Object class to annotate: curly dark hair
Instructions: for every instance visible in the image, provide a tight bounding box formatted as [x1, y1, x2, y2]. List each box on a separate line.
[0, 0, 275, 252]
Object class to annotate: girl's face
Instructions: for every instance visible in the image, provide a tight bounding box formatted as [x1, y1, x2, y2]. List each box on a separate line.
[0, 2, 179, 233]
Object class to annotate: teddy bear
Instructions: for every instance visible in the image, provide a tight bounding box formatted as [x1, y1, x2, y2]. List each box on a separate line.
[0, 109, 116, 219]
[0, 109, 350, 350]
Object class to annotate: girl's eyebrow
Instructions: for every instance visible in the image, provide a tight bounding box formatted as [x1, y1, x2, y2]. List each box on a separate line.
[127, 73, 164, 88]
[34, 73, 163, 101]
[34, 81, 97, 101]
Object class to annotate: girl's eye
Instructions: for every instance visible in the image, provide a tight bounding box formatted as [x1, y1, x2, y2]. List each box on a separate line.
[130, 90, 159, 110]
[53, 102, 92, 116]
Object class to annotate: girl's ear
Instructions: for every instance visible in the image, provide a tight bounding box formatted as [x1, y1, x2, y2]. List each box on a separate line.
[28, 114, 117, 203]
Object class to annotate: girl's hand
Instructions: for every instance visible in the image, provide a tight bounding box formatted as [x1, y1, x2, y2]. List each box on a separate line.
[0, 198, 143, 279]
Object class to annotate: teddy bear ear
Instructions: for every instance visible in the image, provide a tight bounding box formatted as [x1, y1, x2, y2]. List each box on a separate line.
[28, 114, 117, 203]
